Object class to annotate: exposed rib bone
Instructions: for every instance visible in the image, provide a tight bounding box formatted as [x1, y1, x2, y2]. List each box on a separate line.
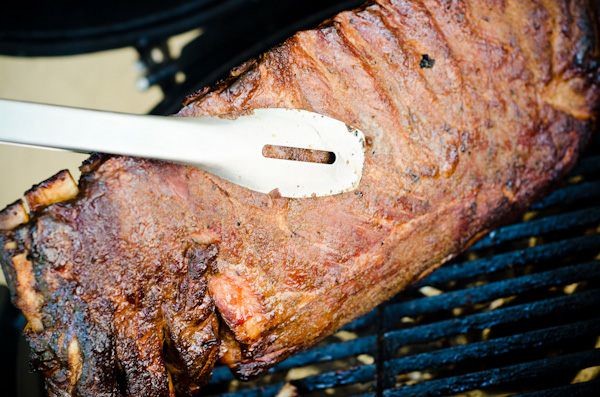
[0, 199, 29, 231]
[12, 253, 44, 332]
[67, 337, 83, 391]
[4, 241, 17, 250]
[25, 170, 79, 213]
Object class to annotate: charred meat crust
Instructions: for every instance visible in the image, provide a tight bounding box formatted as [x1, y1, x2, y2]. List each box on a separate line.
[1, 1, 599, 396]
[79, 153, 110, 175]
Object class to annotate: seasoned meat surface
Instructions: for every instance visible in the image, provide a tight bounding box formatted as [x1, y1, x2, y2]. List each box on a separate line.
[1, 1, 599, 396]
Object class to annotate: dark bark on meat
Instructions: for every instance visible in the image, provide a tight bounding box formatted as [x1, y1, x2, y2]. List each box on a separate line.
[1, 1, 599, 396]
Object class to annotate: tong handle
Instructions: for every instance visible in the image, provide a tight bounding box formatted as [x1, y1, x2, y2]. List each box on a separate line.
[0, 99, 232, 165]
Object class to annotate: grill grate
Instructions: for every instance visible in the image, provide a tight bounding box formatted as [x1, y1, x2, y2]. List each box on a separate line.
[203, 134, 600, 396]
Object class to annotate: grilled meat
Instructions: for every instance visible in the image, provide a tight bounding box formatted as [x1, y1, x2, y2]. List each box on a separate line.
[1, 1, 599, 396]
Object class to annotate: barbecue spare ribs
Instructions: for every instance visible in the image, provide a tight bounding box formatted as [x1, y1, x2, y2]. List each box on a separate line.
[1, 1, 599, 396]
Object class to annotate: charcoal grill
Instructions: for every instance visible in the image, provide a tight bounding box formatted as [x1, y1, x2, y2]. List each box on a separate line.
[0, 1, 599, 396]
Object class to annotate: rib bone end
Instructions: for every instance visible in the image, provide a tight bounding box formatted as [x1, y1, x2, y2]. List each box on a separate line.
[0, 199, 30, 231]
[25, 170, 79, 213]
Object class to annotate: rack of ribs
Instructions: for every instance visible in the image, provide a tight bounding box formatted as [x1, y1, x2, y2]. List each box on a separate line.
[0, 1, 598, 396]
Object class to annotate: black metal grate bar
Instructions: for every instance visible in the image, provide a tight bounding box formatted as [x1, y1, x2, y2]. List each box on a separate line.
[383, 349, 600, 396]
[471, 206, 600, 250]
[382, 288, 600, 355]
[384, 261, 600, 322]
[514, 378, 600, 396]
[220, 383, 283, 397]
[416, 235, 600, 287]
[220, 365, 376, 397]
[383, 318, 600, 379]
[293, 364, 376, 393]
[531, 181, 600, 211]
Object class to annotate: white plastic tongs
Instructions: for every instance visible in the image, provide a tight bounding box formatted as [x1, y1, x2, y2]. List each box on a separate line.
[0, 99, 365, 198]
